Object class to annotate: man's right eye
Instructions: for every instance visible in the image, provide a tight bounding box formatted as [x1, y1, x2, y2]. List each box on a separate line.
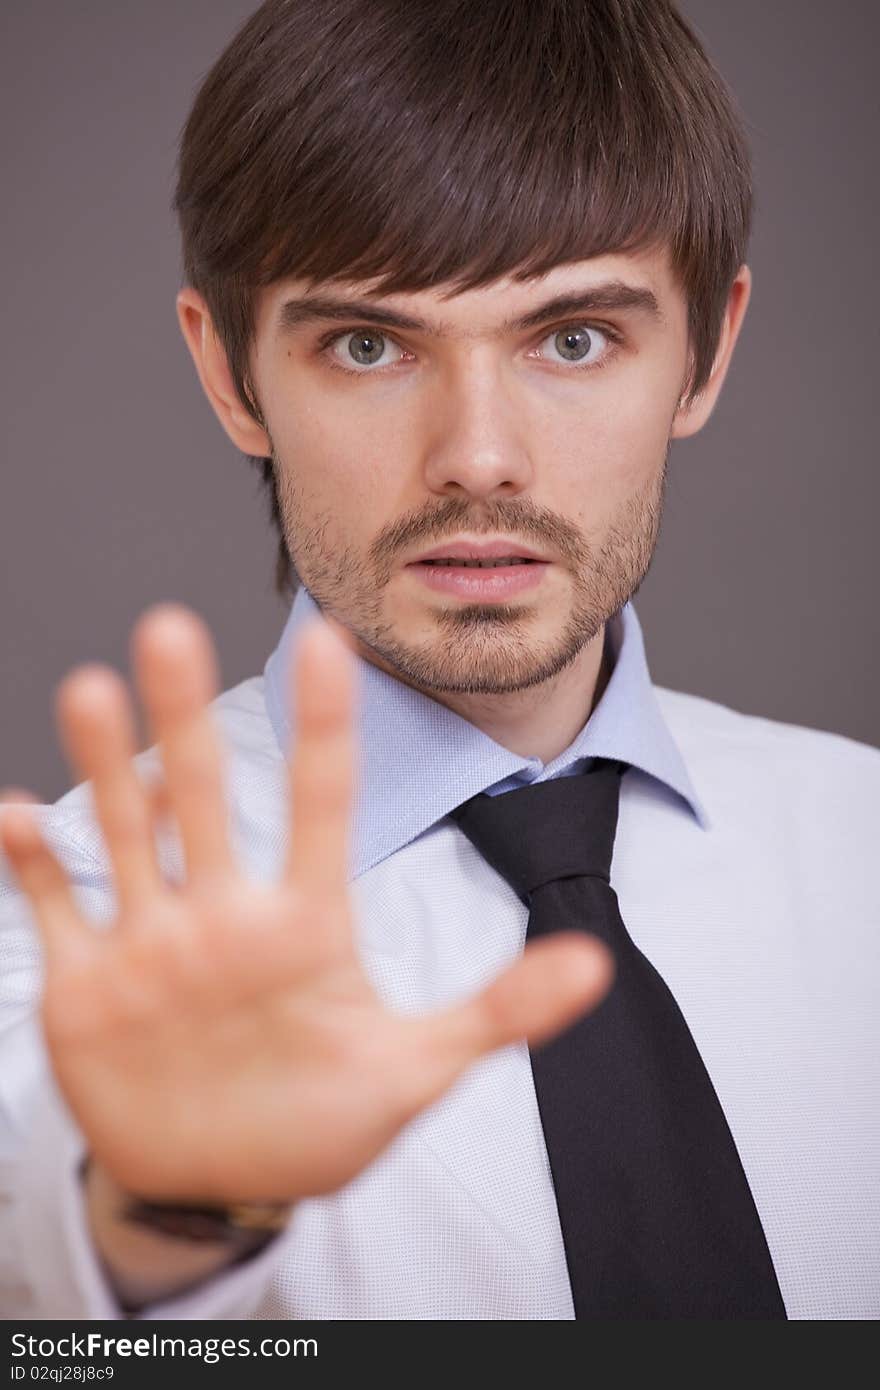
[320, 329, 408, 374]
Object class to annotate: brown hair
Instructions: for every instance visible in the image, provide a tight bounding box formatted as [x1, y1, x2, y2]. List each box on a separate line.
[172, 0, 754, 600]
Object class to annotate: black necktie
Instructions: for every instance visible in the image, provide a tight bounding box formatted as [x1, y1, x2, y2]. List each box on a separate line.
[448, 758, 787, 1319]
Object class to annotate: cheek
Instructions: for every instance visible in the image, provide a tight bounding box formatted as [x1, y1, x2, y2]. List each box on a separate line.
[540, 390, 671, 535]
[259, 353, 409, 537]
[551, 393, 668, 487]
[274, 412, 396, 537]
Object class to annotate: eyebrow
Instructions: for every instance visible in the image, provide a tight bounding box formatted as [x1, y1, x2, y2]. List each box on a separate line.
[275, 279, 665, 339]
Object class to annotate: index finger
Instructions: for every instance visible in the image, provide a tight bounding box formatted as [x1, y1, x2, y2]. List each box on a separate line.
[282, 616, 359, 901]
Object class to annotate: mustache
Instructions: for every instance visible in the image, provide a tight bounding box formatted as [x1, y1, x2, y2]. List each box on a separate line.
[377, 505, 581, 563]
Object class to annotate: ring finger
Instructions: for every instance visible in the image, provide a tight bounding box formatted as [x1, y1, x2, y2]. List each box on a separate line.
[55, 664, 165, 916]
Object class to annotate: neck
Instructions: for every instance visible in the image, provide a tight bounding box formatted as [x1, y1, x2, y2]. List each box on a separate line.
[360, 625, 610, 765]
[437, 627, 610, 762]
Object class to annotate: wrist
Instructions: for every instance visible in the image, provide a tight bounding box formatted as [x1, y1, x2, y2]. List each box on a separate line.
[80, 1156, 293, 1311]
[120, 1194, 293, 1253]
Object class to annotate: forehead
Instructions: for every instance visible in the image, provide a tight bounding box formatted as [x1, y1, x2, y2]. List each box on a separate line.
[258, 244, 683, 339]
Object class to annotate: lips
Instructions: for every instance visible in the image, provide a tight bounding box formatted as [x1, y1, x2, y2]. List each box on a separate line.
[419, 557, 534, 567]
[408, 557, 550, 599]
[408, 538, 548, 564]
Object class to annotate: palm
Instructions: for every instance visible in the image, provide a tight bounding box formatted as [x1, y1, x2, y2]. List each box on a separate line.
[0, 604, 613, 1206]
[45, 876, 442, 1203]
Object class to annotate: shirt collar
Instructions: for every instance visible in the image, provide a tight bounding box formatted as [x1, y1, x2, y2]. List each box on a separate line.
[263, 586, 710, 878]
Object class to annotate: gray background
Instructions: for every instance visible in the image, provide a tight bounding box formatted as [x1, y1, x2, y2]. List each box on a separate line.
[1, 1, 877, 802]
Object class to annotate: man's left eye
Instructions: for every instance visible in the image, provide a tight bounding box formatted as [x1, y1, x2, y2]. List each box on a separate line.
[536, 324, 615, 368]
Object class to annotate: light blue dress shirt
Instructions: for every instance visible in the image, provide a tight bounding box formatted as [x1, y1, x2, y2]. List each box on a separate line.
[1, 586, 878, 1319]
[263, 587, 712, 873]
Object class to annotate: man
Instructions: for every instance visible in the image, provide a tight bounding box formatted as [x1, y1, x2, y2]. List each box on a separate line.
[1, 0, 877, 1320]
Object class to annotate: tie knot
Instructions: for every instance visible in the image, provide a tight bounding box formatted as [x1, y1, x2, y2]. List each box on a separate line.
[448, 758, 626, 901]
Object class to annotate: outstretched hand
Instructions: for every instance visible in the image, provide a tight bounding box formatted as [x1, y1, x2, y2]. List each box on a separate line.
[0, 604, 614, 1205]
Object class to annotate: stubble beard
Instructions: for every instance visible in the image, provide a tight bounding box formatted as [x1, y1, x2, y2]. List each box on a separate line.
[272, 448, 669, 697]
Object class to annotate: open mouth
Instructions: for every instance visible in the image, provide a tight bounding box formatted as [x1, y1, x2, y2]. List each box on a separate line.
[415, 557, 538, 568]
[406, 556, 550, 600]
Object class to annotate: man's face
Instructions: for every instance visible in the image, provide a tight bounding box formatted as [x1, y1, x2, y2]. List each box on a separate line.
[246, 246, 691, 697]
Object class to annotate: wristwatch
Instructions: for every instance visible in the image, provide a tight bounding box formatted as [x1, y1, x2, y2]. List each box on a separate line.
[121, 1195, 293, 1258]
[81, 1156, 293, 1262]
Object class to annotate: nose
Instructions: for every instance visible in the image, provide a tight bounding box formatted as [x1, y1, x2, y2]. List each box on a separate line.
[420, 350, 535, 499]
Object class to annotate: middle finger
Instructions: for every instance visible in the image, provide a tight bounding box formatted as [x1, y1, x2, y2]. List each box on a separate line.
[131, 604, 235, 889]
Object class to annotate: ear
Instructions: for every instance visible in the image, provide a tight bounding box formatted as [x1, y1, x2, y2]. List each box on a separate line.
[175, 287, 272, 456]
[671, 264, 753, 440]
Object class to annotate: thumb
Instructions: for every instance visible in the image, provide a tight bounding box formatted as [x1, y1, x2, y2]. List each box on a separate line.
[414, 932, 615, 1090]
